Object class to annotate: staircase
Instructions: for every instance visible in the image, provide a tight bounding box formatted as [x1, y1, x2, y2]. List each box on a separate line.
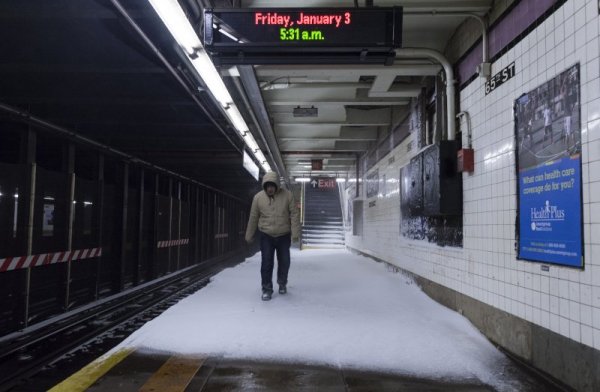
[301, 178, 345, 249]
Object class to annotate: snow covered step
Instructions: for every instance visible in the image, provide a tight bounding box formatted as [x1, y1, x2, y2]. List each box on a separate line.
[301, 244, 346, 249]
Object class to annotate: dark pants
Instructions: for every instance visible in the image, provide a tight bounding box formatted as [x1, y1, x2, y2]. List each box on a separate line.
[260, 232, 291, 293]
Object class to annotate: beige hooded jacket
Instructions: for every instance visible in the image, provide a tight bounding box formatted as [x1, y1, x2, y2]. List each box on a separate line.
[245, 171, 300, 242]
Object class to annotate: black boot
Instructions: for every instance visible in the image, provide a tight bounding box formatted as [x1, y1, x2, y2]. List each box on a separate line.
[278, 285, 287, 294]
[262, 291, 272, 301]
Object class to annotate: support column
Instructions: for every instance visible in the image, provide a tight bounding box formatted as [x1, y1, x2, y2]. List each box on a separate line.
[355, 154, 360, 199]
[64, 143, 75, 310]
[194, 186, 200, 263]
[176, 182, 181, 270]
[167, 178, 173, 273]
[136, 169, 144, 285]
[151, 173, 159, 278]
[114, 162, 128, 291]
[20, 127, 36, 328]
[94, 154, 104, 300]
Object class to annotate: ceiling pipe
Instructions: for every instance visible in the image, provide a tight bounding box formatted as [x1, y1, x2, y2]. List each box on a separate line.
[405, 11, 488, 64]
[237, 65, 290, 185]
[394, 48, 456, 141]
[456, 111, 473, 148]
[230, 75, 288, 183]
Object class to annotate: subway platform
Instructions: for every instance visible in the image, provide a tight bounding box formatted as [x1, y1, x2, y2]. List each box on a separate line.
[46, 249, 558, 392]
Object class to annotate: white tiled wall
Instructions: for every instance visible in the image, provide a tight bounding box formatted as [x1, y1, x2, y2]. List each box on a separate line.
[345, 0, 600, 350]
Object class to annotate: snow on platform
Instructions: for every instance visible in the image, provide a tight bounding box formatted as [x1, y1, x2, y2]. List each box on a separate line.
[114, 249, 525, 391]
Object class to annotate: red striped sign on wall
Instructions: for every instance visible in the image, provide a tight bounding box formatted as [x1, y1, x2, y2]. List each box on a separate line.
[0, 247, 103, 273]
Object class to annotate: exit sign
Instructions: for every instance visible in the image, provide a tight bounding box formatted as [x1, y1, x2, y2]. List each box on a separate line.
[310, 178, 336, 189]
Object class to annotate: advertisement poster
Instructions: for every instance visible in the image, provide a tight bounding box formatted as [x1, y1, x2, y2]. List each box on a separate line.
[43, 203, 55, 237]
[366, 169, 379, 198]
[514, 63, 583, 267]
[346, 185, 354, 232]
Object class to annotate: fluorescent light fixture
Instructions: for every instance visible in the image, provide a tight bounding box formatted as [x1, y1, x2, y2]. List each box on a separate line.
[147, 0, 236, 110]
[243, 151, 259, 181]
[336, 178, 346, 183]
[225, 104, 249, 133]
[83, 201, 93, 206]
[243, 134, 259, 152]
[214, 24, 240, 42]
[296, 178, 310, 182]
[147, 0, 273, 174]
[14, 194, 18, 198]
[189, 52, 233, 108]
[147, 0, 201, 55]
[254, 150, 266, 164]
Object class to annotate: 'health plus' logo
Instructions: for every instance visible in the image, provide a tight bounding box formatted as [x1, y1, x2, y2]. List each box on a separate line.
[530, 200, 565, 231]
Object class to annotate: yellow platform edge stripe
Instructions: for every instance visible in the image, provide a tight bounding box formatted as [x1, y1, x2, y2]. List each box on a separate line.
[138, 355, 206, 392]
[48, 347, 135, 392]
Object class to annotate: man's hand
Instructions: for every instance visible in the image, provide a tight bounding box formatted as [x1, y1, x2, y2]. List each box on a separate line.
[292, 236, 299, 243]
[245, 236, 254, 244]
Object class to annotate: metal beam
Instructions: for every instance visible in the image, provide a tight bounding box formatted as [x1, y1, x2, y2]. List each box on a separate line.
[275, 121, 390, 126]
[0, 64, 166, 74]
[237, 65, 288, 181]
[279, 137, 376, 141]
[255, 64, 442, 78]
[242, 0, 491, 11]
[267, 99, 409, 106]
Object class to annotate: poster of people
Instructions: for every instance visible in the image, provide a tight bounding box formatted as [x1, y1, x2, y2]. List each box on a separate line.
[345, 185, 354, 232]
[366, 169, 379, 198]
[514, 63, 583, 267]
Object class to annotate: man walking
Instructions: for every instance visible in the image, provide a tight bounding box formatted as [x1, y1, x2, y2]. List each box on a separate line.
[245, 172, 300, 301]
[543, 103, 553, 143]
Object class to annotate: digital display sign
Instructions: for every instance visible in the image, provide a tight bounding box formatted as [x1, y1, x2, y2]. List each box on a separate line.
[204, 8, 402, 55]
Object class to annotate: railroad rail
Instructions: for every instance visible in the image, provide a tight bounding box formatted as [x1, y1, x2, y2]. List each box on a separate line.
[0, 252, 246, 392]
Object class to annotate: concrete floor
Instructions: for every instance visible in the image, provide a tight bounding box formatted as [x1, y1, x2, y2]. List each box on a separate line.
[73, 352, 558, 392]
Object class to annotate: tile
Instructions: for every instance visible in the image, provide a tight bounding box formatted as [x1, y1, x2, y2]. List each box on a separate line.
[581, 304, 593, 326]
[580, 283, 592, 305]
[570, 300, 581, 322]
[550, 313, 560, 333]
[570, 320, 581, 342]
[594, 328, 600, 350]
[560, 298, 570, 318]
[560, 316, 570, 336]
[581, 324, 593, 347]
[593, 306, 600, 328]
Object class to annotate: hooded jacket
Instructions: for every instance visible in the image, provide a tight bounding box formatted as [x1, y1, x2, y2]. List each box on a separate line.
[245, 171, 300, 242]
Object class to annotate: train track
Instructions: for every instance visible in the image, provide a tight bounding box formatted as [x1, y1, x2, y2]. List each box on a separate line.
[0, 252, 246, 392]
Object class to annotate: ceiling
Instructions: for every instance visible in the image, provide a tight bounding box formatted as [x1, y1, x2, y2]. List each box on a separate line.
[217, 0, 492, 181]
[0, 0, 492, 194]
[0, 0, 255, 199]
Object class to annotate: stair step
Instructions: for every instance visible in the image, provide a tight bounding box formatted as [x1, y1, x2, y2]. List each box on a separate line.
[303, 240, 345, 245]
[302, 234, 344, 238]
[303, 185, 344, 247]
[304, 220, 343, 224]
[302, 229, 344, 234]
[302, 244, 346, 250]
[303, 224, 344, 228]
[302, 227, 344, 231]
